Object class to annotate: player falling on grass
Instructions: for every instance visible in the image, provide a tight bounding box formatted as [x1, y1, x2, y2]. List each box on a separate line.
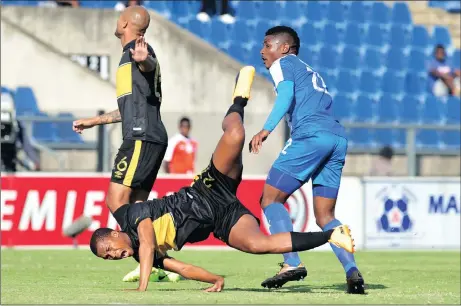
[249, 26, 365, 293]
[89, 66, 356, 292]
[72, 6, 178, 282]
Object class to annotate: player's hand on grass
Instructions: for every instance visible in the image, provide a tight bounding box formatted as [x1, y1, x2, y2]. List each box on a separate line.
[249, 130, 270, 154]
[130, 36, 149, 63]
[204, 276, 224, 292]
[72, 118, 97, 134]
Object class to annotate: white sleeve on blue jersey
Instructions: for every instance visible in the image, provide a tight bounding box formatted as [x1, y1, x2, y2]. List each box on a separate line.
[269, 56, 295, 88]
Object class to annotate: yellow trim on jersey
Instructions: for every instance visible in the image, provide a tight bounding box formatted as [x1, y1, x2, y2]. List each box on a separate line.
[152, 213, 177, 253]
[116, 62, 132, 98]
[123, 140, 142, 186]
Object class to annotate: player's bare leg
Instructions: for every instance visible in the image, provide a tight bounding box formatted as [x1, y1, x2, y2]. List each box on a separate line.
[212, 66, 255, 179]
[314, 196, 365, 294]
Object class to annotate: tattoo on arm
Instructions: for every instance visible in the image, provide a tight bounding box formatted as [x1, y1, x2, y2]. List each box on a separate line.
[97, 109, 121, 125]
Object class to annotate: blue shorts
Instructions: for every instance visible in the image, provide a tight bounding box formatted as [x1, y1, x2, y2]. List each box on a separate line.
[267, 131, 347, 194]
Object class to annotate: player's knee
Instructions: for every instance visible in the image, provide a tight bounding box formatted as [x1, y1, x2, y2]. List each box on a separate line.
[226, 125, 245, 145]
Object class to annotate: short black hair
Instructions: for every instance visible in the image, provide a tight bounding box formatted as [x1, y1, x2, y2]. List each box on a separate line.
[265, 26, 300, 55]
[179, 116, 191, 126]
[379, 146, 394, 160]
[89, 228, 113, 256]
[435, 44, 445, 50]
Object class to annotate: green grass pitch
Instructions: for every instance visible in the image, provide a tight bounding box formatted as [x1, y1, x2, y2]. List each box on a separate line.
[1, 249, 460, 304]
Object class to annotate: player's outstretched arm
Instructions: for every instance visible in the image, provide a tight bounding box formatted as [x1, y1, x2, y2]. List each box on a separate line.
[162, 258, 224, 292]
[72, 109, 121, 134]
[134, 218, 156, 292]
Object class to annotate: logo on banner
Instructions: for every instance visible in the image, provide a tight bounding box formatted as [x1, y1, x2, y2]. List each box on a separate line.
[376, 185, 416, 233]
[262, 188, 309, 233]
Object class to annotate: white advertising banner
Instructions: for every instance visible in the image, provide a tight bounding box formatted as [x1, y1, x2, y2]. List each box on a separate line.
[261, 177, 365, 250]
[364, 178, 460, 249]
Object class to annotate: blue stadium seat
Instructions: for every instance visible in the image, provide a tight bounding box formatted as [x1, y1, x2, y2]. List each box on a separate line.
[446, 97, 461, 124]
[365, 24, 389, 47]
[386, 48, 408, 71]
[32, 113, 58, 143]
[405, 73, 425, 95]
[364, 48, 384, 70]
[336, 70, 359, 94]
[370, 2, 391, 26]
[56, 113, 84, 143]
[322, 70, 336, 91]
[237, 1, 258, 21]
[340, 46, 361, 70]
[144, 1, 172, 18]
[353, 95, 375, 122]
[319, 47, 339, 70]
[382, 71, 405, 94]
[1, 86, 12, 95]
[231, 20, 251, 44]
[327, 1, 346, 23]
[446, 0, 461, 13]
[349, 1, 367, 24]
[391, 2, 412, 25]
[228, 43, 247, 63]
[401, 95, 421, 123]
[299, 46, 317, 67]
[13, 87, 40, 115]
[172, 1, 192, 23]
[421, 95, 443, 124]
[452, 49, 461, 69]
[344, 23, 363, 46]
[441, 131, 461, 149]
[210, 19, 232, 47]
[431, 26, 452, 46]
[416, 130, 440, 149]
[307, 1, 324, 23]
[348, 128, 372, 147]
[255, 20, 271, 40]
[359, 71, 381, 95]
[1, 0, 38, 6]
[411, 25, 430, 50]
[332, 94, 352, 121]
[322, 23, 341, 47]
[283, 1, 303, 22]
[389, 25, 410, 49]
[375, 129, 405, 148]
[187, 19, 209, 40]
[257, 1, 279, 22]
[378, 94, 400, 123]
[299, 23, 320, 48]
[408, 49, 427, 72]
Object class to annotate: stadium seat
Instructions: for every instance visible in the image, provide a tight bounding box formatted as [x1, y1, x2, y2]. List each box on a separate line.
[364, 48, 384, 70]
[416, 130, 440, 149]
[421, 95, 443, 124]
[386, 48, 409, 71]
[210, 19, 232, 47]
[228, 43, 247, 63]
[401, 95, 421, 123]
[445, 97, 461, 124]
[187, 19, 209, 40]
[321, 23, 341, 47]
[408, 49, 427, 72]
[452, 49, 461, 69]
[391, 2, 412, 26]
[378, 94, 400, 123]
[359, 71, 381, 95]
[231, 20, 251, 45]
[353, 95, 375, 122]
[336, 70, 359, 94]
[370, 2, 391, 26]
[431, 26, 452, 46]
[375, 129, 404, 148]
[332, 93, 352, 121]
[299, 46, 317, 67]
[255, 20, 271, 40]
[411, 25, 430, 50]
[365, 24, 389, 47]
[340, 46, 361, 70]
[348, 128, 372, 147]
[306, 1, 325, 23]
[1, 86, 12, 95]
[326, 1, 346, 24]
[13, 87, 40, 115]
[389, 25, 410, 49]
[257, 1, 278, 23]
[441, 131, 461, 149]
[319, 47, 339, 70]
[236, 1, 258, 21]
[299, 23, 320, 48]
[405, 73, 425, 95]
[349, 1, 367, 24]
[382, 71, 405, 94]
[144, 1, 172, 19]
[32, 112, 58, 143]
[344, 23, 363, 46]
[56, 113, 84, 143]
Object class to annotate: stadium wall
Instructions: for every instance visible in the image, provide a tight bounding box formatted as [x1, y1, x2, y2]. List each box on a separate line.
[0, 6, 284, 175]
[1, 174, 459, 250]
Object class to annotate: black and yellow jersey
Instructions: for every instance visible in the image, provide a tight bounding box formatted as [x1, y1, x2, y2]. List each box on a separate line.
[116, 39, 168, 145]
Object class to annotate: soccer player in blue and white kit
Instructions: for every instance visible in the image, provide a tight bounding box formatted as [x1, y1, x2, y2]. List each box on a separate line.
[250, 26, 365, 294]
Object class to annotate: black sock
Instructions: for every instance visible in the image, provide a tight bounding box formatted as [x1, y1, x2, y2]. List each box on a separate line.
[225, 103, 245, 121]
[290, 230, 334, 252]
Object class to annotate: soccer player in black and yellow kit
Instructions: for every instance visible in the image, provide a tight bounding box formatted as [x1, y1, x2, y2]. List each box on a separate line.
[89, 66, 355, 292]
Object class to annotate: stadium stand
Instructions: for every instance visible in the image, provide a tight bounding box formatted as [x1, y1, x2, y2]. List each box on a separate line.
[2, 0, 460, 151]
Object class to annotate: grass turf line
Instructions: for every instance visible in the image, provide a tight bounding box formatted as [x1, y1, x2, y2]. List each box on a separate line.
[1, 250, 460, 304]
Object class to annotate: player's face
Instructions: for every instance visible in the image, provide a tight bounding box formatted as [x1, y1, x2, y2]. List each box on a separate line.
[260, 35, 289, 69]
[96, 233, 134, 260]
[179, 122, 190, 137]
[115, 15, 126, 39]
[435, 48, 445, 61]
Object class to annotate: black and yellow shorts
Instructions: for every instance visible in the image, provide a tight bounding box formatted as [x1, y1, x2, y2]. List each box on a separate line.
[111, 139, 167, 191]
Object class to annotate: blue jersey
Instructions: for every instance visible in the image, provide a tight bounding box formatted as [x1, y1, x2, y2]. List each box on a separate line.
[269, 54, 346, 139]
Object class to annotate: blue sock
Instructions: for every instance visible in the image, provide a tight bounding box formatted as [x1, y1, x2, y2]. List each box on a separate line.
[323, 219, 358, 278]
[263, 203, 301, 267]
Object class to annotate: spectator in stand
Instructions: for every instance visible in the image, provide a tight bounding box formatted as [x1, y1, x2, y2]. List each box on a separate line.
[163, 117, 198, 174]
[115, 0, 143, 12]
[197, 0, 235, 24]
[369, 146, 394, 176]
[428, 44, 461, 97]
[55, 0, 79, 8]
